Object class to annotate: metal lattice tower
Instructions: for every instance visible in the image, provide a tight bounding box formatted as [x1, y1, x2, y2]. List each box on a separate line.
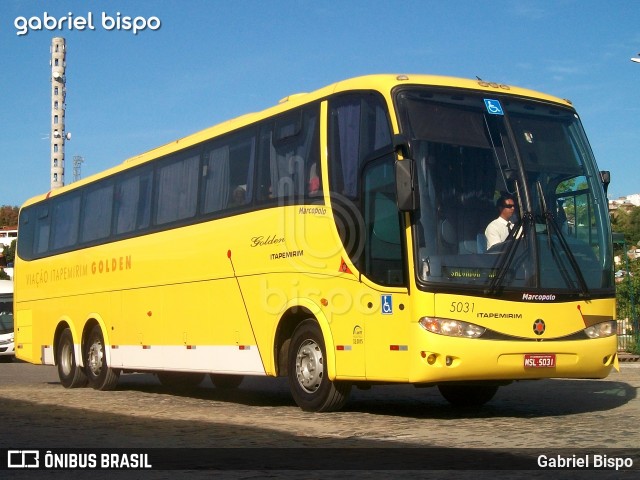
[73, 155, 84, 182]
[50, 37, 67, 189]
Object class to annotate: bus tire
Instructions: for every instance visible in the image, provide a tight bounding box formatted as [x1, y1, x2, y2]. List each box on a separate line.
[157, 372, 205, 390]
[84, 324, 119, 391]
[56, 327, 88, 388]
[288, 319, 351, 412]
[210, 374, 244, 389]
[437, 384, 499, 407]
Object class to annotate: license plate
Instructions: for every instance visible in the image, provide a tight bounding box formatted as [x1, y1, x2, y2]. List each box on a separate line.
[524, 354, 556, 368]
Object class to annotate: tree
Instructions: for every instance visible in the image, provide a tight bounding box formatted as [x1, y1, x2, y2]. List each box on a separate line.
[3, 240, 16, 265]
[0, 241, 11, 280]
[628, 207, 640, 246]
[616, 253, 640, 354]
[611, 205, 640, 353]
[611, 205, 640, 248]
[0, 205, 19, 227]
[616, 259, 640, 318]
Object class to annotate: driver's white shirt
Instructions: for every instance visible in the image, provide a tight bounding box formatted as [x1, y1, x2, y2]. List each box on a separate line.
[485, 217, 512, 250]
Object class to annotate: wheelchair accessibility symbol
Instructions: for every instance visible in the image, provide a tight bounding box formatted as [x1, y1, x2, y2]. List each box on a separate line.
[484, 98, 504, 115]
[381, 295, 393, 315]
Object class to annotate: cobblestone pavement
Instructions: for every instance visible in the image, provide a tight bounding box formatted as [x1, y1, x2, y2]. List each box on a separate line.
[0, 361, 638, 479]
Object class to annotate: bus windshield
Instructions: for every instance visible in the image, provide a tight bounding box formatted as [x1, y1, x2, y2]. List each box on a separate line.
[396, 88, 614, 296]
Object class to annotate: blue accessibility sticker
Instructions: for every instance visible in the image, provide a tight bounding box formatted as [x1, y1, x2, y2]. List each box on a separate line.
[381, 295, 393, 315]
[484, 99, 504, 115]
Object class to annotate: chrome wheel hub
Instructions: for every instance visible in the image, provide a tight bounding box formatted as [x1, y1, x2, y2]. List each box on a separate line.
[295, 339, 324, 393]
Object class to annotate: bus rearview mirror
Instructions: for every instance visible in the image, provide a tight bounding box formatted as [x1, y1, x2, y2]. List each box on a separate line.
[395, 159, 418, 212]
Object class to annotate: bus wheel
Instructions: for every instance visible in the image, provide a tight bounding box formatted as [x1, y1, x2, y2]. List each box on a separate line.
[157, 372, 205, 390]
[56, 328, 87, 388]
[84, 324, 119, 391]
[210, 374, 244, 389]
[288, 319, 351, 412]
[437, 384, 499, 407]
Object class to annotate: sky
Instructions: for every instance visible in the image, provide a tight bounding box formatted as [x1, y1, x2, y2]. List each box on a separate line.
[1, 0, 640, 209]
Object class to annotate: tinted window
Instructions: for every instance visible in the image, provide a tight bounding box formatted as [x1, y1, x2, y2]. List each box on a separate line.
[114, 168, 153, 235]
[18, 101, 324, 260]
[156, 153, 200, 225]
[202, 130, 255, 214]
[329, 93, 392, 199]
[362, 156, 404, 286]
[82, 183, 114, 243]
[33, 207, 51, 255]
[51, 194, 80, 250]
[257, 106, 321, 203]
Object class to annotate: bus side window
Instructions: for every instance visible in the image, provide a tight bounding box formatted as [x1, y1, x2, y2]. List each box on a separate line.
[114, 168, 152, 235]
[256, 129, 274, 202]
[229, 133, 255, 207]
[202, 145, 230, 213]
[81, 182, 114, 243]
[257, 105, 320, 203]
[33, 206, 51, 255]
[362, 156, 405, 286]
[329, 93, 392, 199]
[329, 92, 393, 270]
[50, 193, 81, 251]
[155, 152, 200, 225]
[202, 129, 256, 213]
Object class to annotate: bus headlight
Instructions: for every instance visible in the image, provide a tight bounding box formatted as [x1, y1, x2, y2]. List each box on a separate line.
[419, 317, 486, 338]
[584, 321, 616, 339]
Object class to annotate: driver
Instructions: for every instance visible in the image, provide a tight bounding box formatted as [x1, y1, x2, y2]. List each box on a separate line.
[485, 193, 516, 250]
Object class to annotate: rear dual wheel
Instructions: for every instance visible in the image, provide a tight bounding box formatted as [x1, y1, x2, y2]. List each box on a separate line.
[84, 324, 120, 391]
[56, 327, 87, 388]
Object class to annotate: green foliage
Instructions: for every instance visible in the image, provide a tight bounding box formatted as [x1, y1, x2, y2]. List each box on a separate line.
[0, 205, 18, 227]
[612, 205, 640, 248]
[615, 252, 640, 354]
[628, 208, 640, 246]
[616, 270, 640, 319]
[626, 337, 640, 355]
[0, 243, 10, 280]
[2, 240, 15, 265]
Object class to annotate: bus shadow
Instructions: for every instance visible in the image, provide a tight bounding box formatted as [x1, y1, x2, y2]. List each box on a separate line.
[115, 373, 296, 408]
[0, 396, 551, 473]
[113, 373, 637, 419]
[346, 378, 638, 419]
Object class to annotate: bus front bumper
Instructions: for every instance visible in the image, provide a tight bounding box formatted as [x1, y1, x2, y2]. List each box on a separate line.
[408, 332, 618, 384]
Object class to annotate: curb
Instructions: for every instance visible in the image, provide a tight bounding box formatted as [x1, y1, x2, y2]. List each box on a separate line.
[618, 353, 640, 362]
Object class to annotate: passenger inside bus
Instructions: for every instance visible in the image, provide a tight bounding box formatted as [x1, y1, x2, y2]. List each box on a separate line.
[308, 162, 320, 195]
[230, 185, 247, 207]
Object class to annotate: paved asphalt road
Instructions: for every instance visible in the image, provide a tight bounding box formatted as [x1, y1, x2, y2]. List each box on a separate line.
[0, 359, 638, 479]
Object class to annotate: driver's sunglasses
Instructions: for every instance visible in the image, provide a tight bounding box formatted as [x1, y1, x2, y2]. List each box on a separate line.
[503, 204, 515, 209]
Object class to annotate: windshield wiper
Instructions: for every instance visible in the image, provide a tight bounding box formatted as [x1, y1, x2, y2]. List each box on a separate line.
[537, 183, 590, 298]
[486, 212, 532, 296]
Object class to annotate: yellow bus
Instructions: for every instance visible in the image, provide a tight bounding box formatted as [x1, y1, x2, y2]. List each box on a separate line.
[15, 74, 618, 411]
